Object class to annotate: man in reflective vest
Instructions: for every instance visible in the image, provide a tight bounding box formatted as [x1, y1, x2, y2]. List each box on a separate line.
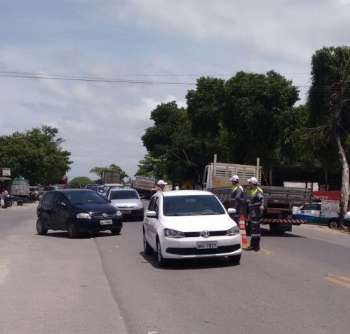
[230, 175, 244, 223]
[245, 177, 264, 251]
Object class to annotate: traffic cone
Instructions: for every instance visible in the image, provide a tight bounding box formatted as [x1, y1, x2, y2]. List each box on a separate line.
[239, 214, 249, 249]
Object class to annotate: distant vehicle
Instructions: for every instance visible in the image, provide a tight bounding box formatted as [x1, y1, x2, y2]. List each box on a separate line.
[36, 189, 123, 238]
[293, 201, 340, 229]
[142, 190, 241, 267]
[107, 188, 144, 221]
[85, 184, 105, 194]
[11, 177, 30, 197]
[29, 186, 40, 201]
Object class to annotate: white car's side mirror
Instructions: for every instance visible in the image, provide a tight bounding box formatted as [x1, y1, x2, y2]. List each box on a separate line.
[227, 208, 237, 214]
[146, 210, 157, 218]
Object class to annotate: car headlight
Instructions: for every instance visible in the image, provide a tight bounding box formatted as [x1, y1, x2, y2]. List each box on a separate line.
[76, 212, 91, 219]
[226, 225, 240, 236]
[164, 228, 185, 238]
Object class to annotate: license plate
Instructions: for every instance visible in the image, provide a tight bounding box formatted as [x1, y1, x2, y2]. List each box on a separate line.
[100, 219, 113, 225]
[196, 241, 218, 249]
[121, 210, 131, 214]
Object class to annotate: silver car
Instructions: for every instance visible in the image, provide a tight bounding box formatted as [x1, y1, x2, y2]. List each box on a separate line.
[107, 188, 144, 221]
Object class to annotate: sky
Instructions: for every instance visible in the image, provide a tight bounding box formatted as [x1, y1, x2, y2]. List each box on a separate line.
[0, 0, 350, 179]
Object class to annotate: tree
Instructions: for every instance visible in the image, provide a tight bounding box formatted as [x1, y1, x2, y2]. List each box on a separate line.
[0, 126, 71, 185]
[222, 71, 299, 168]
[90, 164, 128, 180]
[69, 176, 93, 188]
[308, 47, 350, 219]
[141, 102, 202, 185]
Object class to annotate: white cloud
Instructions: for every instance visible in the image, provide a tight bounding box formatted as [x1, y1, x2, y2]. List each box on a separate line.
[106, 0, 350, 63]
[0, 45, 187, 178]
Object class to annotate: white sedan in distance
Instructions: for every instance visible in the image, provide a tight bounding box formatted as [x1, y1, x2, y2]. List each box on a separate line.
[142, 190, 242, 266]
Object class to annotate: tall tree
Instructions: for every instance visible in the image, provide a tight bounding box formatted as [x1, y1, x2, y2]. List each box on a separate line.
[222, 71, 299, 168]
[308, 47, 350, 219]
[0, 126, 71, 185]
[142, 102, 202, 185]
[69, 176, 93, 188]
[90, 164, 128, 180]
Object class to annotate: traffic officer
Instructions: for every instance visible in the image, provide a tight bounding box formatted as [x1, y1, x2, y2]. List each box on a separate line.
[245, 177, 264, 251]
[230, 175, 244, 222]
[157, 179, 167, 192]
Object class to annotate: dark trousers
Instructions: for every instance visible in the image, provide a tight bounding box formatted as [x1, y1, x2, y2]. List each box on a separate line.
[249, 220, 261, 251]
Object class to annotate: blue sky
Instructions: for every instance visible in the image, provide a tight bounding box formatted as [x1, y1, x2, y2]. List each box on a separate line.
[1, 0, 350, 179]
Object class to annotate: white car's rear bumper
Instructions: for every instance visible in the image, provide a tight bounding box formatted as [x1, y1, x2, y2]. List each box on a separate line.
[161, 234, 242, 259]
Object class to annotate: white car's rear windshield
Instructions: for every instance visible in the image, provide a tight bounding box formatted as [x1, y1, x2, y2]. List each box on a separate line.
[163, 195, 225, 216]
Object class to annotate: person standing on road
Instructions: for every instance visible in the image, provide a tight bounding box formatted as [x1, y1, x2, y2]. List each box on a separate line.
[245, 177, 264, 251]
[230, 175, 244, 223]
[157, 180, 167, 192]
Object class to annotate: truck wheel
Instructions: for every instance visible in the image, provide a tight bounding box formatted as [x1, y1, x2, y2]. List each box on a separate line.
[328, 220, 339, 229]
[269, 224, 284, 235]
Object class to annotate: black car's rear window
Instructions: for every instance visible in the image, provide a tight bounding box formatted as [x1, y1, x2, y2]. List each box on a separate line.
[110, 190, 139, 200]
[65, 191, 108, 205]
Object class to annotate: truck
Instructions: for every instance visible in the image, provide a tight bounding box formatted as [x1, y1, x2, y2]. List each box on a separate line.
[132, 176, 157, 199]
[203, 159, 309, 234]
[11, 177, 30, 197]
[101, 171, 121, 185]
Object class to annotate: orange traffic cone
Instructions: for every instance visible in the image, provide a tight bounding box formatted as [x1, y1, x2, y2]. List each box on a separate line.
[239, 214, 249, 249]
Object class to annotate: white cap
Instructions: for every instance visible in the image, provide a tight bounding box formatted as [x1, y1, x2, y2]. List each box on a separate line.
[230, 175, 239, 182]
[248, 177, 258, 185]
[157, 179, 167, 186]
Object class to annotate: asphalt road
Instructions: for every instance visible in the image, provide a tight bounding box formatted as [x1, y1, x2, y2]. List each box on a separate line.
[1, 204, 350, 334]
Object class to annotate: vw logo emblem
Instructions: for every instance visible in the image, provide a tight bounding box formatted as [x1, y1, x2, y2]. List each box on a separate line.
[201, 230, 210, 238]
[102, 213, 108, 218]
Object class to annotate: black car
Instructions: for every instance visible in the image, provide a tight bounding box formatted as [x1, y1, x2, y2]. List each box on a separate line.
[36, 189, 123, 238]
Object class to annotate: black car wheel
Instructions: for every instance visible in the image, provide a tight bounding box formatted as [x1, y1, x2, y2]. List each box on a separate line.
[111, 227, 121, 235]
[156, 239, 167, 267]
[228, 254, 241, 265]
[67, 223, 79, 238]
[143, 231, 152, 255]
[36, 218, 48, 235]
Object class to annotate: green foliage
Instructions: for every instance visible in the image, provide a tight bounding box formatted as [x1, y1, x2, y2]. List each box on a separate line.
[69, 176, 93, 188]
[0, 126, 71, 185]
[222, 71, 299, 167]
[90, 164, 128, 180]
[141, 102, 201, 185]
[136, 154, 162, 178]
[308, 47, 350, 173]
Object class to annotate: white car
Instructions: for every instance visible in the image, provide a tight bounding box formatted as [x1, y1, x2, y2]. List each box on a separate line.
[142, 190, 242, 266]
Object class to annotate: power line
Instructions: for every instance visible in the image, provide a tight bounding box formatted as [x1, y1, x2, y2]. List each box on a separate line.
[0, 71, 195, 86]
[0, 70, 346, 90]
